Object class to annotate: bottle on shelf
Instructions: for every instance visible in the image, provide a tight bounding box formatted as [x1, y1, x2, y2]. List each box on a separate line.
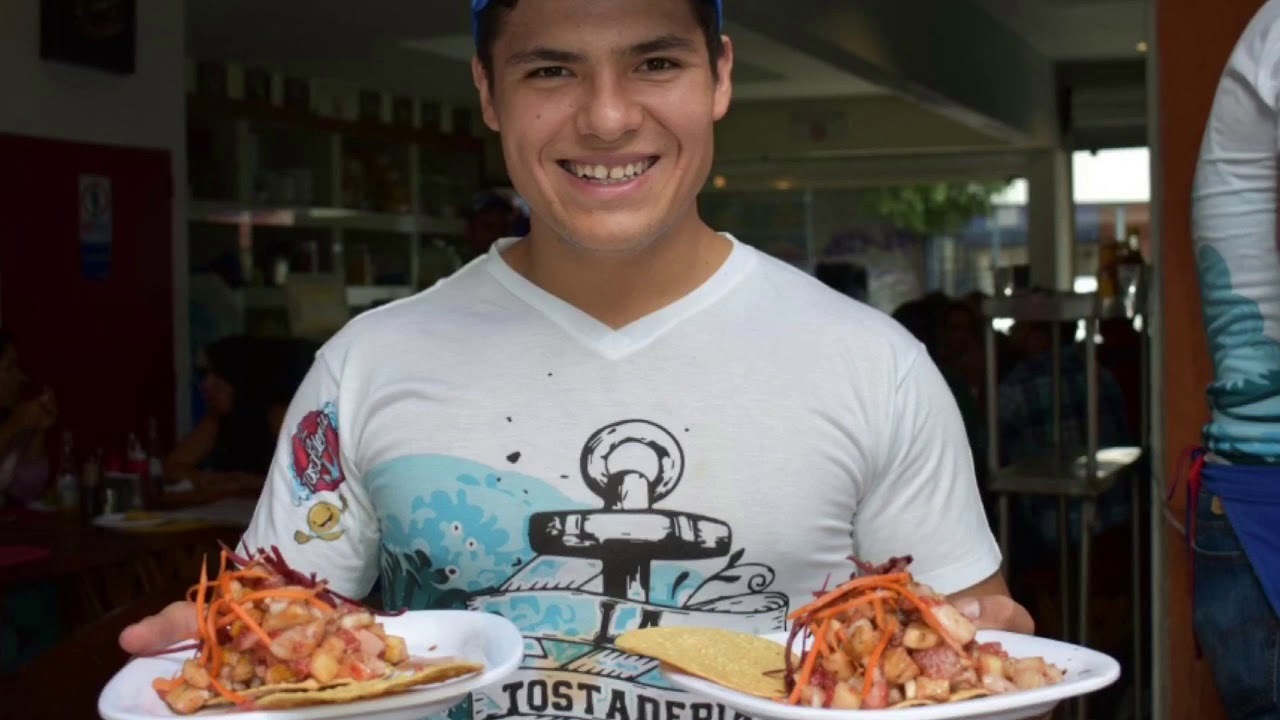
[56, 431, 80, 520]
[81, 446, 103, 519]
[1096, 235, 1119, 301]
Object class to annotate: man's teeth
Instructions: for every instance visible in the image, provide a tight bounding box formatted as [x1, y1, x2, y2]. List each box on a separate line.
[566, 159, 654, 183]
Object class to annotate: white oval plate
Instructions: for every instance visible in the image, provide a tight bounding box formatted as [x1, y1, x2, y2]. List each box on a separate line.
[662, 630, 1121, 720]
[98, 610, 523, 720]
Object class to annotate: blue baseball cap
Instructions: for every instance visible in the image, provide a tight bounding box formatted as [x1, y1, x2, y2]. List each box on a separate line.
[471, 0, 723, 45]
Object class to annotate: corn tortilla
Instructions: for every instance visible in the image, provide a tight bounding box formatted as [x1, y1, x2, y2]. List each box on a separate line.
[204, 678, 357, 707]
[248, 661, 485, 709]
[615, 627, 794, 699]
[889, 699, 939, 708]
[948, 688, 993, 702]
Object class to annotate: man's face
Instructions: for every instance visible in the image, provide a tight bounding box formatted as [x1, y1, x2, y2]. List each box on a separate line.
[473, 0, 733, 255]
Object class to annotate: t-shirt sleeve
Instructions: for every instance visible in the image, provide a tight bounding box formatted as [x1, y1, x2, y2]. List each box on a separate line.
[853, 347, 1002, 595]
[1194, 2, 1280, 237]
[239, 350, 380, 599]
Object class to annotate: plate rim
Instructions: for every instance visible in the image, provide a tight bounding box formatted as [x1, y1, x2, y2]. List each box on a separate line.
[660, 629, 1122, 720]
[97, 608, 523, 720]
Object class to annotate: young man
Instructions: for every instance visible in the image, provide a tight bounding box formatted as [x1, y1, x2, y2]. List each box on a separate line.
[122, 0, 1032, 716]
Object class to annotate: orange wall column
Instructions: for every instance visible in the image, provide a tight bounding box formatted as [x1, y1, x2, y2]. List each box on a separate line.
[1155, 0, 1266, 717]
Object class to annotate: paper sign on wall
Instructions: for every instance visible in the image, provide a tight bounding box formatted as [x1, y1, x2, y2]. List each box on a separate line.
[79, 174, 112, 279]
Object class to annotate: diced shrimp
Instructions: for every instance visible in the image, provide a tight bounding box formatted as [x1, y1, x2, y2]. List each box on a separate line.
[354, 628, 386, 658]
[915, 676, 951, 702]
[265, 663, 296, 685]
[977, 652, 1006, 682]
[799, 685, 825, 708]
[830, 682, 861, 709]
[1009, 657, 1050, 690]
[383, 635, 408, 664]
[1011, 667, 1047, 690]
[164, 682, 213, 715]
[820, 650, 856, 681]
[902, 622, 940, 650]
[181, 659, 211, 689]
[913, 646, 963, 679]
[262, 602, 314, 632]
[882, 645, 920, 684]
[339, 611, 375, 630]
[311, 650, 340, 683]
[983, 673, 1018, 694]
[231, 653, 255, 684]
[844, 619, 878, 661]
[930, 604, 976, 645]
[863, 670, 889, 709]
[269, 619, 325, 660]
[319, 635, 347, 657]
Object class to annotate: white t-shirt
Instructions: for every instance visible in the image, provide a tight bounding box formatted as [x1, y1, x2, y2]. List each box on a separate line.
[241, 234, 1000, 720]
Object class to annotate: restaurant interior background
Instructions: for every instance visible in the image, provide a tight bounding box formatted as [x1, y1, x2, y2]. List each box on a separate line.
[0, 0, 1257, 718]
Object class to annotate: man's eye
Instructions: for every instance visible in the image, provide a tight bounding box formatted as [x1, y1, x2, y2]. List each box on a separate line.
[640, 58, 679, 72]
[528, 66, 569, 79]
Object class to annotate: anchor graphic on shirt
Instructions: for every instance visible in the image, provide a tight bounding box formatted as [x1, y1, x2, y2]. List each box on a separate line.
[464, 419, 789, 720]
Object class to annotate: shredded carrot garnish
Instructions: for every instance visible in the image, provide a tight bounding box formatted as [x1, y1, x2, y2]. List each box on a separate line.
[783, 560, 985, 709]
[786, 624, 823, 704]
[810, 589, 894, 621]
[787, 572, 910, 620]
[860, 597, 894, 702]
[226, 599, 275, 649]
[155, 546, 405, 713]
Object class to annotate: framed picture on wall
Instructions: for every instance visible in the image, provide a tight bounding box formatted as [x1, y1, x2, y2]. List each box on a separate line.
[40, 0, 136, 75]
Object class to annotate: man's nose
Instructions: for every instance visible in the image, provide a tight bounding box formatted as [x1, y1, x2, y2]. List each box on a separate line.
[575, 73, 643, 143]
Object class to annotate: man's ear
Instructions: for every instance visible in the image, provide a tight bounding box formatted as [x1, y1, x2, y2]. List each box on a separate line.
[712, 35, 734, 121]
[472, 57, 501, 132]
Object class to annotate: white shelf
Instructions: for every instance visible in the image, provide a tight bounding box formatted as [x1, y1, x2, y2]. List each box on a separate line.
[189, 200, 464, 236]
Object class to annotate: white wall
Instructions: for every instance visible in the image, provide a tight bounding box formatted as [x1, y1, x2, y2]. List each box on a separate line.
[0, 0, 191, 433]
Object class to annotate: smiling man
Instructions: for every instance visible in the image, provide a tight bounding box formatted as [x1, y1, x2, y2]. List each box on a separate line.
[121, 1, 1030, 716]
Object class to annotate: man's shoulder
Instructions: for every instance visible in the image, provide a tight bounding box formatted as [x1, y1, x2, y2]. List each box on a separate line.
[315, 259, 499, 362]
[739, 245, 923, 352]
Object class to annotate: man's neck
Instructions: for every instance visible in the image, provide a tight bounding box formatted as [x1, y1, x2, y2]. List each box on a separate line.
[501, 218, 732, 330]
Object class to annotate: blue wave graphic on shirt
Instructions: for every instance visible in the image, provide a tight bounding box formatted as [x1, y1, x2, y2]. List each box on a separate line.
[1196, 245, 1280, 460]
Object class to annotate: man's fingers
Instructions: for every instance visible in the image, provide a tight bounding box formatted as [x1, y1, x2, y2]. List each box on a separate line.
[119, 601, 198, 656]
[954, 595, 1036, 635]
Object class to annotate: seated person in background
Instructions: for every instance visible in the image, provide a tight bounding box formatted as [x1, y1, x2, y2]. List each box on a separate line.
[0, 330, 56, 506]
[997, 320, 1131, 553]
[165, 336, 283, 494]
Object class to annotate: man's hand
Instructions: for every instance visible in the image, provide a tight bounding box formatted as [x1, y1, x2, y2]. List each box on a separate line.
[946, 571, 1036, 635]
[951, 594, 1036, 635]
[118, 601, 198, 656]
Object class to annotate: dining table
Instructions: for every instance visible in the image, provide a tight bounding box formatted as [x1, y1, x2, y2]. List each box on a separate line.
[0, 491, 258, 716]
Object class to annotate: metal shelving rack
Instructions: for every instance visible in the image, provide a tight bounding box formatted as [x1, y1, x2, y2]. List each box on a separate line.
[981, 272, 1148, 720]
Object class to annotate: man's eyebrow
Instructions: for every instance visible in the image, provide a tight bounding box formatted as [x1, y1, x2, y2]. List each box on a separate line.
[504, 35, 699, 67]
[627, 34, 699, 56]
[505, 47, 585, 67]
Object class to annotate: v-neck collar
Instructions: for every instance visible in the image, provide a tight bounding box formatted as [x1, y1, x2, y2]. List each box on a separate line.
[485, 233, 755, 360]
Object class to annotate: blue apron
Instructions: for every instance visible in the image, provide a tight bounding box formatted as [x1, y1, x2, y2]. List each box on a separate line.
[1188, 450, 1280, 618]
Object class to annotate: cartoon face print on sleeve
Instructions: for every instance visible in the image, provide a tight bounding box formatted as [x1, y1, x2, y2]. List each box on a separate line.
[289, 402, 348, 544]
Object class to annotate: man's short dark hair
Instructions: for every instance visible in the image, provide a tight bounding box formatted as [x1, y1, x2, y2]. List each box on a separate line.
[475, 0, 725, 83]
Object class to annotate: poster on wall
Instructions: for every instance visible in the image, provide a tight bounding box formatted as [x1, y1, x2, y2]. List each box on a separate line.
[40, 0, 136, 75]
[79, 174, 112, 280]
